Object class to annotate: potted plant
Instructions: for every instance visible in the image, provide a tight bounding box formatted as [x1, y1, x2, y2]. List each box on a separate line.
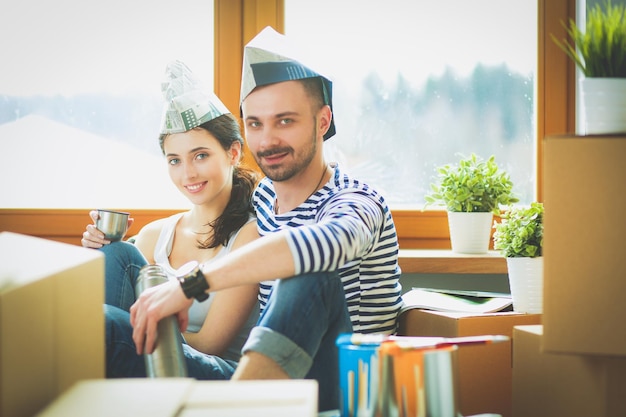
[551, 0, 626, 134]
[493, 202, 544, 313]
[424, 153, 519, 254]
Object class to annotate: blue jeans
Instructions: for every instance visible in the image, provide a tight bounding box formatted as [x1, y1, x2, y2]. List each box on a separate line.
[101, 241, 145, 310]
[102, 243, 237, 379]
[105, 304, 237, 379]
[242, 272, 353, 411]
[103, 244, 352, 411]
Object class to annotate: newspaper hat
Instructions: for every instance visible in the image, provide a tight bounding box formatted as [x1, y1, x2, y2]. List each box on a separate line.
[240, 26, 336, 140]
[160, 60, 230, 134]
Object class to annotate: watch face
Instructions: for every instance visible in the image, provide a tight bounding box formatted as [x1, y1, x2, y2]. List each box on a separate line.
[176, 260, 199, 278]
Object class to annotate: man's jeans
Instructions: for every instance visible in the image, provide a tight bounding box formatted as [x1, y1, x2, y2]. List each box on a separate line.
[102, 242, 352, 411]
[242, 271, 353, 411]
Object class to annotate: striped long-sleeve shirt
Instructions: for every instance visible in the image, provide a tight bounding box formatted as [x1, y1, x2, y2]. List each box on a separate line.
[253, 163, 403, 334]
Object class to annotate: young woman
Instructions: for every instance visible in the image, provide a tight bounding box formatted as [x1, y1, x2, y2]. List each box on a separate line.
[81, 61, 260, 377]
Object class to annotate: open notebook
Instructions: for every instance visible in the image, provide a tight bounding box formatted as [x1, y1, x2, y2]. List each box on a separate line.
[401, 287, 513, 314]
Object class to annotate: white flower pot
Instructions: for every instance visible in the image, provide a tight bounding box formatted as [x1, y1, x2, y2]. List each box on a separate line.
[447, 212, 493, 254]
[580, 78, 626, 135]
[506, 257, 543, 314]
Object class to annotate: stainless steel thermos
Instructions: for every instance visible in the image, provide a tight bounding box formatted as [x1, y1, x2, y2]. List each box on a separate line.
[135, 264, 188, 377]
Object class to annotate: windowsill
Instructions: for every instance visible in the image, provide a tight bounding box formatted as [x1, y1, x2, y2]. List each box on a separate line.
[398, 249, 507, 275]
[0, 208, 505, 275]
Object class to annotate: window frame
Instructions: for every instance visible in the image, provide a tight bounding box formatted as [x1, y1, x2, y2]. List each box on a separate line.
[213, 0, 576, 249]
[0, 0, 576, 248]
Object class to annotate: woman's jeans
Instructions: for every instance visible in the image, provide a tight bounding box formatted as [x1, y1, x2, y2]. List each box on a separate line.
[102, 242, 352, 411]
[103, 242, 237, 379]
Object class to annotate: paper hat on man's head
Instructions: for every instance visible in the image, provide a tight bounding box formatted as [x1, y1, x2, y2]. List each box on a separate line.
[159, 60, 230, 135]
[240, 26, 336, 140]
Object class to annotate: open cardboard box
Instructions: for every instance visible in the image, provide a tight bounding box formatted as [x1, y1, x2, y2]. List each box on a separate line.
[0, 232, 105, 417]
[398, 308, 541, 417]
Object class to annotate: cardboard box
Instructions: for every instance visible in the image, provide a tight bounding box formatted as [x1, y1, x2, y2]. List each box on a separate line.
[0, 232, 105, 417]
[398, 309, 541, 417]
[37, 379, 319, 417]
[513, 325, 626, 417]
[543, 135, 626, 356]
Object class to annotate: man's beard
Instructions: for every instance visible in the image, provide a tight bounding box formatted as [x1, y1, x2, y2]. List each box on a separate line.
[254, 127, 318, 182]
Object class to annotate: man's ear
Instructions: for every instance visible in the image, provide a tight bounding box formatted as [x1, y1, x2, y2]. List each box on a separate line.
[318, 105, 332, 137]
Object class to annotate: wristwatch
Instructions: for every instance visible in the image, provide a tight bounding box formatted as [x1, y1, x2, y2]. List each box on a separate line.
[177, 261, 209, 302]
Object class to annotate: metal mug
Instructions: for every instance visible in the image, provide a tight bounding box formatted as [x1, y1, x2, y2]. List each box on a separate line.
[96, 209, 130, 241]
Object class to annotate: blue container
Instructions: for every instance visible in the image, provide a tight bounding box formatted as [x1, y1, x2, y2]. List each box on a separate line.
[336, 333, 386, 417]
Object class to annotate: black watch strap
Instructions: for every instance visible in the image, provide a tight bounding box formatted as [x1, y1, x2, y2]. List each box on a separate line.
[177, 262, 209, 302]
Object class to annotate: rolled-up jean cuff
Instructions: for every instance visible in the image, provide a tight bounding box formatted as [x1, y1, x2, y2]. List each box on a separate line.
[241, 326, 313, 378]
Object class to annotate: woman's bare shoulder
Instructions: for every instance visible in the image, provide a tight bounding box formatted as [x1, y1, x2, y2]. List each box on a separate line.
[137, 217, 170, 238]
[131, 216, 173, 260]
[231, 218, 260, 250]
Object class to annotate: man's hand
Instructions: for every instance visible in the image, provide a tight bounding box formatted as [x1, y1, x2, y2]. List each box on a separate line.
[130, 279, 193, 354]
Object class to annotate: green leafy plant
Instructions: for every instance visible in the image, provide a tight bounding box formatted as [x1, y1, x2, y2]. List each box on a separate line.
[493, 202, 544, 258]
[551, 0, 626, 78]
[424, 153, 519, 213]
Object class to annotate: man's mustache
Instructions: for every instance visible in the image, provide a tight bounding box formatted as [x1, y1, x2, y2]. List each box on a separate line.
[256, 147, 293, 158]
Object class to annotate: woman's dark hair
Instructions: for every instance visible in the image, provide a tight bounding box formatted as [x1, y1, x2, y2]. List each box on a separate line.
[159, 113, 258, 249]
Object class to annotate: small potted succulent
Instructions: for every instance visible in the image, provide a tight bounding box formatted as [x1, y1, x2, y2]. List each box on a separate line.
[425, 153, 519, 254]
[493, 202, 544, 313]
[551, 0, 626, 134]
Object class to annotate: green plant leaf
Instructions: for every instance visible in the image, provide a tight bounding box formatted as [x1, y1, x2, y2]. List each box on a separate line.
[551, 0, 626, 78]
[423, 153, 519, 213]
[493, 202, 544, 258]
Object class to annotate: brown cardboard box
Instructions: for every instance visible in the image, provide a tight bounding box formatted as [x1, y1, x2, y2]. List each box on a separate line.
[513, 325, 626, 417]
[0, 232, 105, 417]
[543, 135, 626, 356]
[37, 379, 319, 417]
[398, 309, 541, 417]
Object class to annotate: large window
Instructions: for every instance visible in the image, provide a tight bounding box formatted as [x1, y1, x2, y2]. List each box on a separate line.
[0, 0, 577, 248]
[0, 0, 214, 209]
[285, 0, 537, 207]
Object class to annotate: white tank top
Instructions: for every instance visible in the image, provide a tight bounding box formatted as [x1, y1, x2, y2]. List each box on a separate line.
[152, 212, 258, 361]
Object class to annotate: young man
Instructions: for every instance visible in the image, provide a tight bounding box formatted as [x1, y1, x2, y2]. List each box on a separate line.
[130, 26, 403, 411]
